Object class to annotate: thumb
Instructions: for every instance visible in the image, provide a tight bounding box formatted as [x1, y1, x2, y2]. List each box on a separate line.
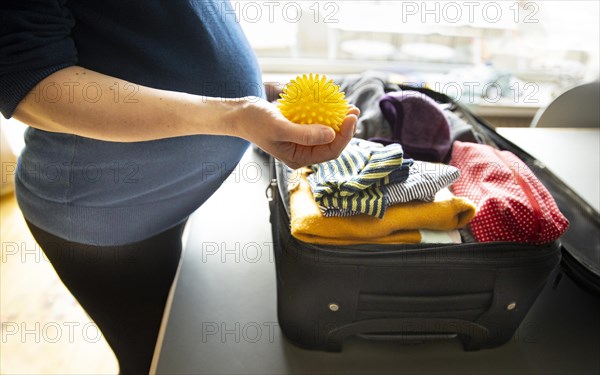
[284, 123, 336, 146]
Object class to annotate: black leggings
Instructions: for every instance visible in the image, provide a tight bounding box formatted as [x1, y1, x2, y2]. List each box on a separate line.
[26, 220, 187, 375]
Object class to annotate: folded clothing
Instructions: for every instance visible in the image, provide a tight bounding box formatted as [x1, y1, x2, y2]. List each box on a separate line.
[444, 108, 479, 143]
[421, 229, 462, 244]
[310, 138, 408, 218]
[374, 90, 452, 163]
[290, 169, 476, 246]
[313, 160, 461, 217]
[384, 160, 461, 204]
[450, 141, 569, 244]
[336, 71, 399, 140]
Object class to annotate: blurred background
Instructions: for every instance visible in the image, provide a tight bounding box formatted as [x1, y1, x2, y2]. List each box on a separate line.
[240, 0, 599, 126]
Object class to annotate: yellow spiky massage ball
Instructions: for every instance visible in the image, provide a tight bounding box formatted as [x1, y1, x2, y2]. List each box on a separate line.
[278, 73, 348, 132]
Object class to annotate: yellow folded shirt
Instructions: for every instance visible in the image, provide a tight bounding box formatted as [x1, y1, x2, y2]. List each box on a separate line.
[290, 169, 476, 246]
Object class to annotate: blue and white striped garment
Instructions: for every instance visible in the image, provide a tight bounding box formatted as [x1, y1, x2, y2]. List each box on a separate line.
[385, 161, 461, 203]
[308, 139, 409, 218]
[318, 161, 461, 217]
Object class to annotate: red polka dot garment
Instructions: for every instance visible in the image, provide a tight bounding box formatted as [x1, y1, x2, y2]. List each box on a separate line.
[450, 141, 569, 244]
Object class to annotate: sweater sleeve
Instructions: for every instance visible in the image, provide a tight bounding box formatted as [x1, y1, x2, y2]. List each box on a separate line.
[0, 0, 78, 119]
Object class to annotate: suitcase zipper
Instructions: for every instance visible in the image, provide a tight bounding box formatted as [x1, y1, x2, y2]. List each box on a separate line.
[266, 178, 277, 201]
[300, 242, 559, 265]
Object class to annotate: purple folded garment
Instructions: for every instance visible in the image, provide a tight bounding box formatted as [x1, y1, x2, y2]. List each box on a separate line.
[375, 90, 451, 163]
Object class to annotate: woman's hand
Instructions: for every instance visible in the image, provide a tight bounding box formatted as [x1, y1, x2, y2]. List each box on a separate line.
[233, 97, 359, 169]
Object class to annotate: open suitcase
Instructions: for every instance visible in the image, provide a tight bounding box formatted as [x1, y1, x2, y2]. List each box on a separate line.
[267, 83, 600, 352]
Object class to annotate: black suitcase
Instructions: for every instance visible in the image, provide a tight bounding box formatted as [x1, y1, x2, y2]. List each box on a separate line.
[267, 84, 599, 352]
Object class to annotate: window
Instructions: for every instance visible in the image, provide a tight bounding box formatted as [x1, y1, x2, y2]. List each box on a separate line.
[234, 1, 599, 108]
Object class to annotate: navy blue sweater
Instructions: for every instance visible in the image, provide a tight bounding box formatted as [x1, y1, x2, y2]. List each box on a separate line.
[0, 0, 264, 245]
